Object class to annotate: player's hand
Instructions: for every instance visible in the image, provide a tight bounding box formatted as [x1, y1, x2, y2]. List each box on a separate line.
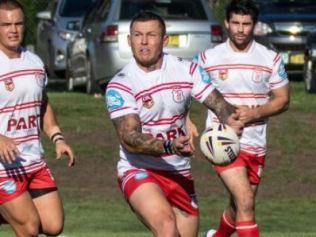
[185, 118, 199, 152]
[0, 135, 20, 163]
[55, 140, 75, 167]
[172, 136, 193, 157]
[226, 112, 244, 137]
[235, 105, 258, 124]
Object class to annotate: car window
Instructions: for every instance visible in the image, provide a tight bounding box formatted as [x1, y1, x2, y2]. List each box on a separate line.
[59, 0, 96, 17]
[120, 0, 207, 20]
[82, 0, 105, 26]
[98, 1, 112, 22]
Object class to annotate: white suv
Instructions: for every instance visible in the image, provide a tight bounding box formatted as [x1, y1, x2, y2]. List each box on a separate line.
[67, 0, 223, 93]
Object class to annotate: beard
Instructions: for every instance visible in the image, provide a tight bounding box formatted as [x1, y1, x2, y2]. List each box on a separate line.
[229, 32, 253, 51]
[134, 52, 163, 69]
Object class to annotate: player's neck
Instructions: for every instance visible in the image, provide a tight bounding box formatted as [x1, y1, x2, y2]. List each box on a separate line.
[137, 54, 164, 73]
[229, 39, 253, 53]
[0, 45, 21, 59]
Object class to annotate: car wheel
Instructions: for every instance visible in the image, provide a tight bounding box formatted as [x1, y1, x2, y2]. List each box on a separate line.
[304, 59, 316, 93]
[85, 58, 100, 94]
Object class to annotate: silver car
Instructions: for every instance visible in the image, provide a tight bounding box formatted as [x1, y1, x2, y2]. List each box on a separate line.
[67, 0, 223, 93]
[254, 0, 316, 77]
[303, 31, 316, 93]
[36, 0, 96, 77]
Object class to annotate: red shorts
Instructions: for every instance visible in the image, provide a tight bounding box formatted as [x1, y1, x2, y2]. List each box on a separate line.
[0, 166, 57, 204]
[213, 151, 265, 185]
[118, 169, 199, 216]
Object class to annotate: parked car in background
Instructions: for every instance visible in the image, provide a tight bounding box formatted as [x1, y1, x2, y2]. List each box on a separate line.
[36, 0, 96, 77]
[66, 0, 223, 93]
[303, 31, 316, 93]
[66, 0, 104, 93]
[254, 0, 316, 78]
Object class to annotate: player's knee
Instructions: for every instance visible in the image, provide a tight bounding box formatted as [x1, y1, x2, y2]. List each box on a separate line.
[21, 219, 40, 237]
[152, 214, 178, 236]
[41, 221, 64, 236]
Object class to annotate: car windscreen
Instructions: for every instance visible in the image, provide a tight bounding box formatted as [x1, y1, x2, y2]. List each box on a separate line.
[59, 0, 96, 17]
[120, 0, 207, 20]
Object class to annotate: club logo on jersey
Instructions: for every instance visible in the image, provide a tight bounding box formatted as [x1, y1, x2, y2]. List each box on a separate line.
[142, 94, 154, 109]
[172, 87, 184, 103]
[1, 180, 16, 194]
[218, 69, 228, 80]
[199, 66, 212, 84]
[278, 60, 287, 79]
[134, 171, 148, 180]
[4, 78, 14, 91]
[252, 69, 263, 83]
[35, 72, 46, 88]
[106, 89, 125, 111]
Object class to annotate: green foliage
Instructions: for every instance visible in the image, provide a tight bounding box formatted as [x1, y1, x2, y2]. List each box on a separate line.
[212, 0, 230, 24]
[20, 0, 49, 45]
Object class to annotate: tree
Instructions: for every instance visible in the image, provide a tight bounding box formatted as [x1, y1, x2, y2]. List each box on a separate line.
[20, 0, 49, 46]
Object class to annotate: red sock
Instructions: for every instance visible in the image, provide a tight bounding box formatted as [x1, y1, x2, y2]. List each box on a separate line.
[214, 211, 236, 237]
[236, 220, 259, 237]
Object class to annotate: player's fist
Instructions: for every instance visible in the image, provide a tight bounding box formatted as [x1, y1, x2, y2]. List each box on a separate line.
[172, 136, 193, 157]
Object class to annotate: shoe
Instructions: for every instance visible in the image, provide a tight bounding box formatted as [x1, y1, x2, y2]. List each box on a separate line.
[204, 229, 216, 237]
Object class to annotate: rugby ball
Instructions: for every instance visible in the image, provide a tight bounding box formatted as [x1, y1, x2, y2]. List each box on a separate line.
[199, 124, 240, 166]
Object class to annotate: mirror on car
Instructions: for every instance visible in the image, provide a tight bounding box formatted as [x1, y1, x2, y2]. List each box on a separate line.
[36, 11, 52, 21]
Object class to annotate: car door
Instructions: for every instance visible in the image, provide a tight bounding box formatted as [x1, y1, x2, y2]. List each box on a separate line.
[36, 0, 58, 66]
[71, 0, 103, 79]
[89, 0, 114, 81]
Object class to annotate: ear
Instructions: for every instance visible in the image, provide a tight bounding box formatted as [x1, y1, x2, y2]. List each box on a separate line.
[127, 34, 131, 47]
[162, 35, 169, 47]
[224, 19, 229, 30]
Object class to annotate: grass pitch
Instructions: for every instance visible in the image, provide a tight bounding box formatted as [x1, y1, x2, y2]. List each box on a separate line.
[1, 82, 315, 236]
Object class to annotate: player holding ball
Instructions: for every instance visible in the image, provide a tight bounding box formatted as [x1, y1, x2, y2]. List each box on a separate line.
[195, 0, 290, 236]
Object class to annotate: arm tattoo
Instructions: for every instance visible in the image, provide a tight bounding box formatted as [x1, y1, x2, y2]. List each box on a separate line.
[203, 89, 235, 123]
[112, 114, 164, 156]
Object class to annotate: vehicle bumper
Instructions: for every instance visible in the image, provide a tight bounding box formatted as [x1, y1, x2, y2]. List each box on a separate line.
[256, 35, 306, 75]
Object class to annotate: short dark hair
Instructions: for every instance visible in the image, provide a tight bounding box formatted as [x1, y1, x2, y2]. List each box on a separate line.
[225, 0, 259, 23]
[130, 11, 166, 36]
[0, 0, 24, 13]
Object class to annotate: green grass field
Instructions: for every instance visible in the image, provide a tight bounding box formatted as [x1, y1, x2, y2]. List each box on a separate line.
[1, 82, 316, 236]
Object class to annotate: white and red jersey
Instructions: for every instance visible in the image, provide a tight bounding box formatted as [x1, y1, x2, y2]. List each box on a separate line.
[0, 49, 47, 177]
[196, 40, 289, 156]
[106, 54, 215, 176]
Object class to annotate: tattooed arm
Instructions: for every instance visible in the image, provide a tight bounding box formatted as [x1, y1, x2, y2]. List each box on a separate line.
[203, 89, 235, 122]
[203, 89, 243, 135]
[112, 114, 193, 156]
